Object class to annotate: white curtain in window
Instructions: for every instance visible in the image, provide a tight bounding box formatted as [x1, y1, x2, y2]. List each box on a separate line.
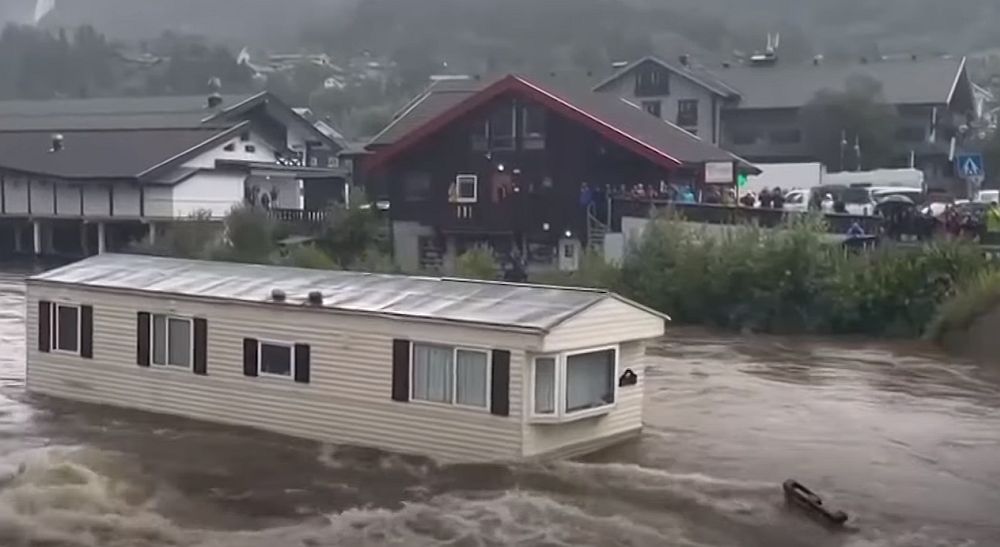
[152, 315, 167, 365]
[534, 357, 556, 414]
[565, 350, 615, 413]
[456, 350, 488, 407]
[167, 318, 191, 367]
[412, 344, 453, 403]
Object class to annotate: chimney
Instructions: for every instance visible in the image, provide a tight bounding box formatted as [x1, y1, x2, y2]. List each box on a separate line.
[911, 54, 918, 61]
[721, 61, 731, 69]
[812, 55, 823, 66]
[679, 54, 690, 67]
[49, 133, 64, 153]
[270, 288, 286, 303]
[207, 92, 223, 109]
[307, 291, 324, 306]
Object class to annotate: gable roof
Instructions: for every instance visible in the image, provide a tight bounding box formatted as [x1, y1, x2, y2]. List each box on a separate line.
[0, 94, 253, 131]
[0, 124, 245, 181]
[367, 73, 755, 172]
[31, 253, 668, 332]
[718, 56, 968, 110]
[593, 55, 969, 111]
[205, 92, 347, 152]
[593, 56, 742, 98]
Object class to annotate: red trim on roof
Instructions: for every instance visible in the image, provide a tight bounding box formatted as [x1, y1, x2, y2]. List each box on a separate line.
[364, 74, 685, 173]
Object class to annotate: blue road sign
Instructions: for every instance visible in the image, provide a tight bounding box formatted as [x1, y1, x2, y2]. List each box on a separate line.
[956, 154, 985, 179]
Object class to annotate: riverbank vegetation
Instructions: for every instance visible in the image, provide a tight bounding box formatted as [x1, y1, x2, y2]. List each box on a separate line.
[539, 214, 995, 338]
[137, 207, 996, 339]
[131, 203, 393, 272]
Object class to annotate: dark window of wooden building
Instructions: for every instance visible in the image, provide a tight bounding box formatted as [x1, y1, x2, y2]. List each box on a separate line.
[769, 128, 803, 144]
[895, 126, 926, 143]
[677, 99, 699, 128]
[471, 118, 489, 151]
[731, 129, 758, 145]
[521, 104, 547, 150]
[403, 172, 432, 202]
[635, 66, 670, 97]
[642, 100, 662, 118]
[489, 106, 516, 150]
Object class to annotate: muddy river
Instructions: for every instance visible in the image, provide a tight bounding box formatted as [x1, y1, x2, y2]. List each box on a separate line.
[0, 272, 998, 546]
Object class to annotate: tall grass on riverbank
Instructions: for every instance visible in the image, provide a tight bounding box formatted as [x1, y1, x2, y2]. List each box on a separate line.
[616, 214, 992, 336]
[925, 271, 1000, 343]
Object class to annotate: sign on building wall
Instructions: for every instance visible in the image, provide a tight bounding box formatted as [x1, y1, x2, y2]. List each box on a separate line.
[704, 161, 735, 184]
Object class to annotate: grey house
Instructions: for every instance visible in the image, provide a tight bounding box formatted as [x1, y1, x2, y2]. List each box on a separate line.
[595, 55, 977, 189]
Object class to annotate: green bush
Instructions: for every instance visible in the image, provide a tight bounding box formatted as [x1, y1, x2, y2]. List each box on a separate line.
[531, 251, 623, 290]
[455, 248, 498, 280]
[222, 205, 277, 262]
[280, 245, 339, 270]
[616, 214, 991, 336]
[925, 269, 1000, 343]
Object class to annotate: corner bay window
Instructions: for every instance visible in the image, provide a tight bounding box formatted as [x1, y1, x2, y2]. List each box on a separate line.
[532, 347, 618, 420]
[411, 343, 489, 408]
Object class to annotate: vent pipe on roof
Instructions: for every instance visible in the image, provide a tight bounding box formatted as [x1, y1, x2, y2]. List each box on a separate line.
[208, 92, 223, 109]
[271, 288, 286, 303]
[49, 133, 64, 153]
[679, 54, 690, 67]
[307, 291, 324, 306]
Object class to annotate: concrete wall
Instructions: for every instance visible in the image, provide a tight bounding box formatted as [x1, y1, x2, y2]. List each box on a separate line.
[112, 183, 141, 217]
[392, 220, 435, 273]
[172, 172, 246, 219]
[31, 181, 55, 215]
[2, 176, 29, 214]
[82, 185, 110, 217]
[143, 185, 173, 219]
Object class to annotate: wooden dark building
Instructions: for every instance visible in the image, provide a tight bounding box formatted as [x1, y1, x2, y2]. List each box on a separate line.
[363, 73, 755, 273]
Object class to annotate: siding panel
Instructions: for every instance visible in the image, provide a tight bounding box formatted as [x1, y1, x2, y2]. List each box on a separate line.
[542, 298, 665, 352]
[26, 284, 530, 462]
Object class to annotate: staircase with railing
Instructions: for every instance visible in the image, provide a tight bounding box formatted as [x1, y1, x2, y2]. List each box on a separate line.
[586, 203, 608, 254]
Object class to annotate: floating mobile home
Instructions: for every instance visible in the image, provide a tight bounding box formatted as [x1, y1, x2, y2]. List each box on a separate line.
[26, 254, 667, 461]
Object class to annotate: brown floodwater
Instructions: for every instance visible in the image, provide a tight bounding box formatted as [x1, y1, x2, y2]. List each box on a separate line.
[0, 272, 998, 546]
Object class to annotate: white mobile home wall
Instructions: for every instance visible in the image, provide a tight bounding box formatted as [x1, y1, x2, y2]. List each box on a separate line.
[26, 283, 661, 462]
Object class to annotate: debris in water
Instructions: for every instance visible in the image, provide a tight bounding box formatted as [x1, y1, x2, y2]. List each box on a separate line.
[782, 479, 849, 527]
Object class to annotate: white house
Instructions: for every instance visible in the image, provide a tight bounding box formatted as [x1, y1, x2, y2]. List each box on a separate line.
[0, 92, 349, 258]
[26, 254, 668, 462]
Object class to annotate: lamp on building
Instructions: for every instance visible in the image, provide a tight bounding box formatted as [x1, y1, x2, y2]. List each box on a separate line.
[542, 222, 550, 231]
[564, 230, 572, 238]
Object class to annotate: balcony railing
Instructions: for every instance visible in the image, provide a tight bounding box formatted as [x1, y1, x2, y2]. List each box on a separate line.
[610, 198, 882, 234]
[268, 208, 331, 224]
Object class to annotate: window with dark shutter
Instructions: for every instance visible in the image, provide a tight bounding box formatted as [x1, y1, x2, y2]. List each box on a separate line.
[391, 339, 410, 402]
[136, 312, 151, 367]
[294, 344, 310, 384]
[193, 318, 208, 376]
[490, 350, 510, 416]
[80, 305, 93, 359]
[243, 338, 259, 377]
[38, 301, 51, 353]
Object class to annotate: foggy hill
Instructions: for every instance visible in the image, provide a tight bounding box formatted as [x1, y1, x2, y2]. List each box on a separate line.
[1, 0, 998, 61]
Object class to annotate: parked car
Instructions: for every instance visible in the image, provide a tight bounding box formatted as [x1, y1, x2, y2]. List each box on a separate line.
[843, 185, 924, 216]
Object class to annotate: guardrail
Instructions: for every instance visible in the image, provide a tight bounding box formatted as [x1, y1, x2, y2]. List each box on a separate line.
[610, 198, 882, 234]
[268, 208, 331, 224]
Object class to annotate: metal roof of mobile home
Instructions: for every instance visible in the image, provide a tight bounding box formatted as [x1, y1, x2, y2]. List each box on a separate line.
[31, 254, 657, 331]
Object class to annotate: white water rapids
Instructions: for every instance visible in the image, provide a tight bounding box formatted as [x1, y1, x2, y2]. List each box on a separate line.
[0, 273, 998, 546]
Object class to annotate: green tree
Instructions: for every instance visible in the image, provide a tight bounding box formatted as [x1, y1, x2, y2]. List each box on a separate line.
[800, 75, 901, 171]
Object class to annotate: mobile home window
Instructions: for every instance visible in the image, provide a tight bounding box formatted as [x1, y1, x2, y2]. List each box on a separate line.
[531, 346, 618, 420]
[54, 304, 79, 353]
[411, 343, 489, 408]
[565, 349, 616, 413]
[533, 357, 556, 414]
[151, 314, 192, 368]
[260, 342, 293, 377]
